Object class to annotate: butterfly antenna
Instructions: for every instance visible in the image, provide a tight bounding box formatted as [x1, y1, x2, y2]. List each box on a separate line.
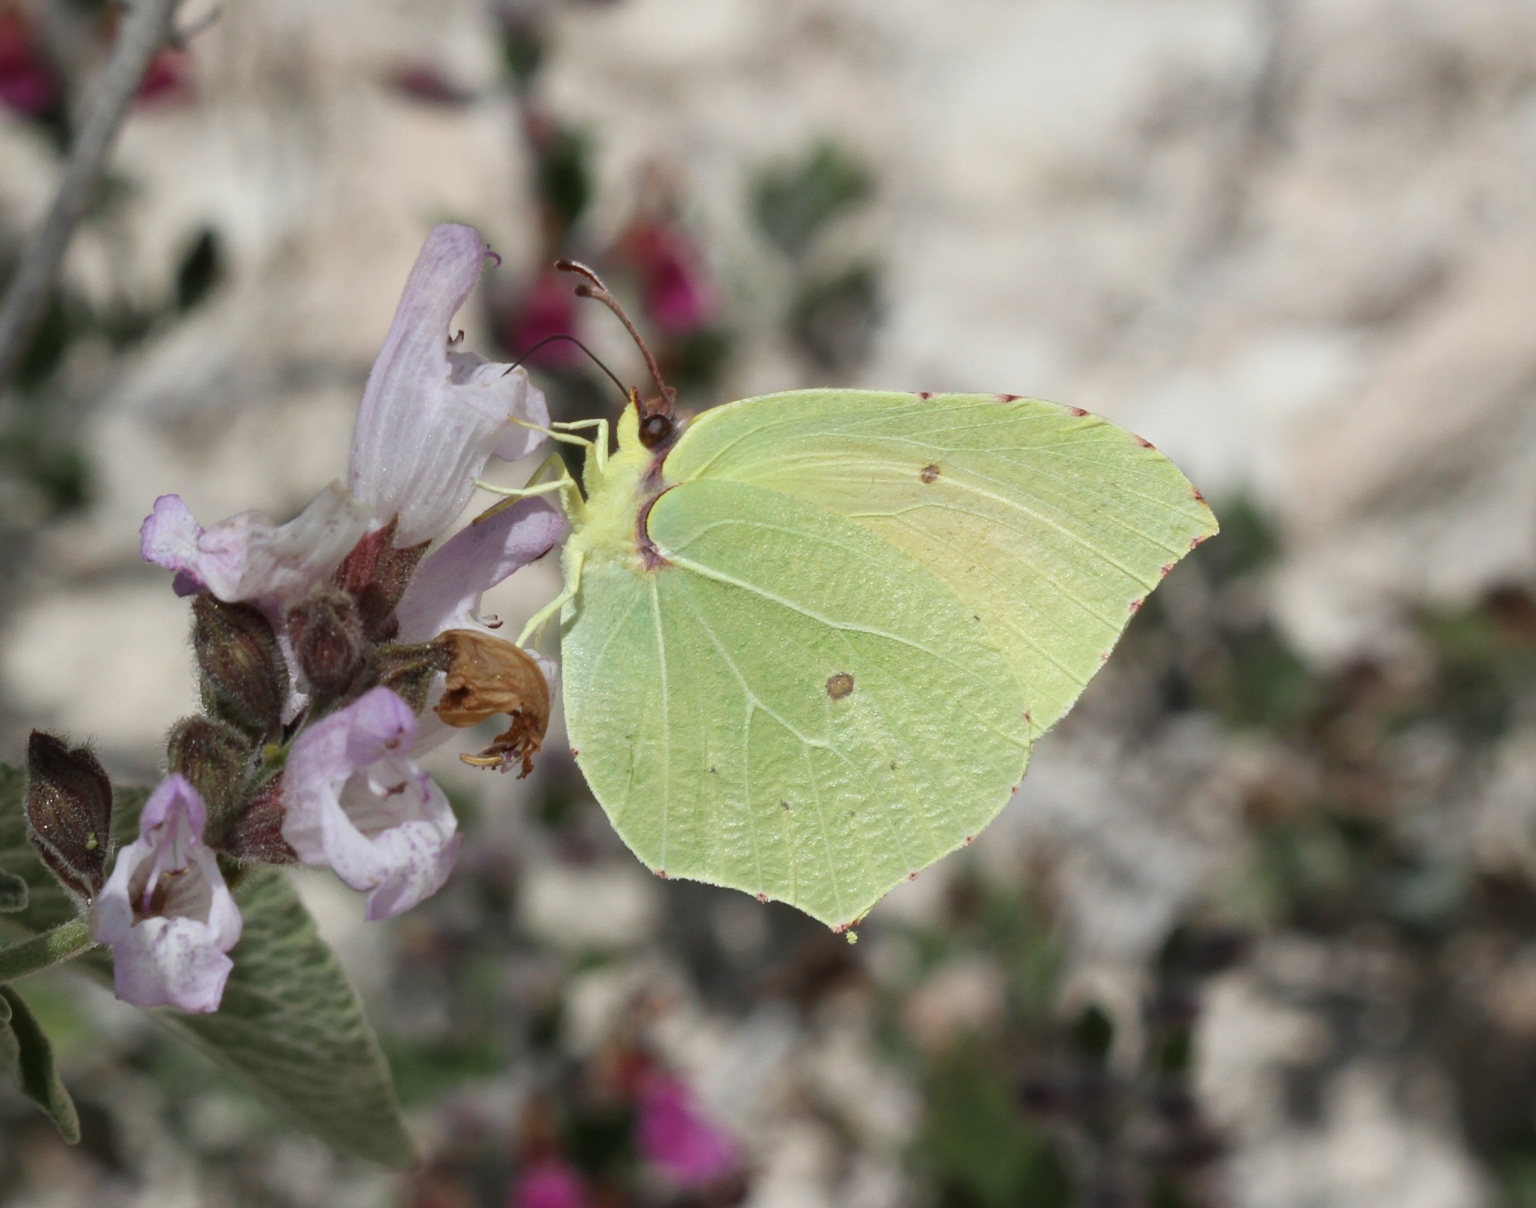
[505, 334, 629, 400]
[554, 260, 675, 418]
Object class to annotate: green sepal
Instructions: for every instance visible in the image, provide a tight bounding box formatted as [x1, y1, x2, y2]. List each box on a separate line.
[0, 984, 81, 1144]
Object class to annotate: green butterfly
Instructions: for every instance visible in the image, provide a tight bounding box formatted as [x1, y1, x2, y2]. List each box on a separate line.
[495, 269, 1216, 932]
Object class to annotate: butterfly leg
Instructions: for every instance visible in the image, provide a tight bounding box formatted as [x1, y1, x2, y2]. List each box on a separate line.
[516, 546, 585, 648]
[473, 452, 586, 526]
[549, 418, 610, 476]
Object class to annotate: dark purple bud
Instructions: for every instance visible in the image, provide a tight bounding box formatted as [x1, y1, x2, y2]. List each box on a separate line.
[287, 589, 366, 699]
[222, 776, 296, 865]
[192, 594, 288, 739]
[25, 731, 112, 900]
[166, 716, 252, 833]
[332, 520, 430, 643]
[373, 640, 453, 715]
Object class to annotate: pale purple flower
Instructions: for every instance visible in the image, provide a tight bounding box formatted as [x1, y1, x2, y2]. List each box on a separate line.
[348, 223, 551, 546]
[91, 776, 242, 1014]
[395, 496, 565, 642]
[507, 1160, 591, 1208]
[636, 1074, 739, 1189]
[140, 483, 370, 621]
[280, 687, 460, 920]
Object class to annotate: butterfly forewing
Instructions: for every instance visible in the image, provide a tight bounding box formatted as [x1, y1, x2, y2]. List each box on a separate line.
[665, 391, 1218, 738]
[561, 479, 1029, 929]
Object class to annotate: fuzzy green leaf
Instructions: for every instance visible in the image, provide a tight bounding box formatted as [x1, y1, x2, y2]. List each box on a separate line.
[0, 985, 80, 1143]
[156, 869, 415, 1168]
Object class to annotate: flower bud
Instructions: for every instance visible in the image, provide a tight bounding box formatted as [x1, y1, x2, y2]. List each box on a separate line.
[166, 716, 253, 834]
[373, 640, 453, 715]
[287, 589, 366, 700]
[25, 731, 112, 901]
[434, 629, 550, 777]
[333, 520, 431, 643]
[222, 776, 297, 865]
[192, 594, 288, 739]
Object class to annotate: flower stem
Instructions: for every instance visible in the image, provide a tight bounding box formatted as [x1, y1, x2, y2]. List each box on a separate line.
[0, 918, 95, 983]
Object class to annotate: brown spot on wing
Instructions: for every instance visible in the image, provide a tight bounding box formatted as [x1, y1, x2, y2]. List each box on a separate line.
[997, 393, 1020, 402]
[916, 391, 934, 400]
[1068, 406, 1088, 417]
[826, 672, 854, 699]
[1135, 434, 1155, 449]
[920, 463, 940, 484]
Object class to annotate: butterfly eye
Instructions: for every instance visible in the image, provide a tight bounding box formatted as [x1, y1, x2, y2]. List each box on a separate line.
[639, 413, 674, 448]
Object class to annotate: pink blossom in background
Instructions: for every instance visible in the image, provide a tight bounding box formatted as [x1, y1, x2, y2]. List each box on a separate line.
[618, 221, 713, 335]
[502, 272, 582, 367]
[389, 60, 473, 106]
[507, 1160, 591, 1208]
[136, 46, 193, 105]
[636, 1074, 738, 1189]
[0, 8, 57, 118]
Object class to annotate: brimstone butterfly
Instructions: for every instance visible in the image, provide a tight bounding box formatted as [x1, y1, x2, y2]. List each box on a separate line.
[495, 265, 1217, 932]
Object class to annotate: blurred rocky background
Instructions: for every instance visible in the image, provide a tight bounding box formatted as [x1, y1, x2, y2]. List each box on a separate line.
[2, 0, 1536, 1205]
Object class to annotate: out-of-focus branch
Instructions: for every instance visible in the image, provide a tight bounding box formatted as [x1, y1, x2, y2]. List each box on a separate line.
[0, 0, 183, 386]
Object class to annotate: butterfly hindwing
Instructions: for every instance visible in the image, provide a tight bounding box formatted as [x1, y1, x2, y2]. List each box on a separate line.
[561, 479, 1029, 928]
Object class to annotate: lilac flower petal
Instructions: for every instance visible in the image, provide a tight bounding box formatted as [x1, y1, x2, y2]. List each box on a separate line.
[91, 776, 242, 1014]
[281, 687, 459, 918]
[140, 494, 210, 590]
[140, 483, 371, 622]
[637, 1074, 738, 1188]
[107, 914, 234, 1013]
[395, 497, 566, 642]
[348, 224, 551, 546]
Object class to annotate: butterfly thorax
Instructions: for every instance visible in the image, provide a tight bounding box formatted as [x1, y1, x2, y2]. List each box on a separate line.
[567, 405, 669, 572]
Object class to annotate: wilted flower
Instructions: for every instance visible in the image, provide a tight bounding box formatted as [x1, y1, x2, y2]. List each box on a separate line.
[280, 687, 461, 920]
[636, 1073, 739, 1189]
[92, 776, 242, 1014]
[395, 495, 564, 765]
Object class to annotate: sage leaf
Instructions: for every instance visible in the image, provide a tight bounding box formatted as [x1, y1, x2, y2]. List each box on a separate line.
[155, 868, 415, 1168]
[0, 984, 80, 1143]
